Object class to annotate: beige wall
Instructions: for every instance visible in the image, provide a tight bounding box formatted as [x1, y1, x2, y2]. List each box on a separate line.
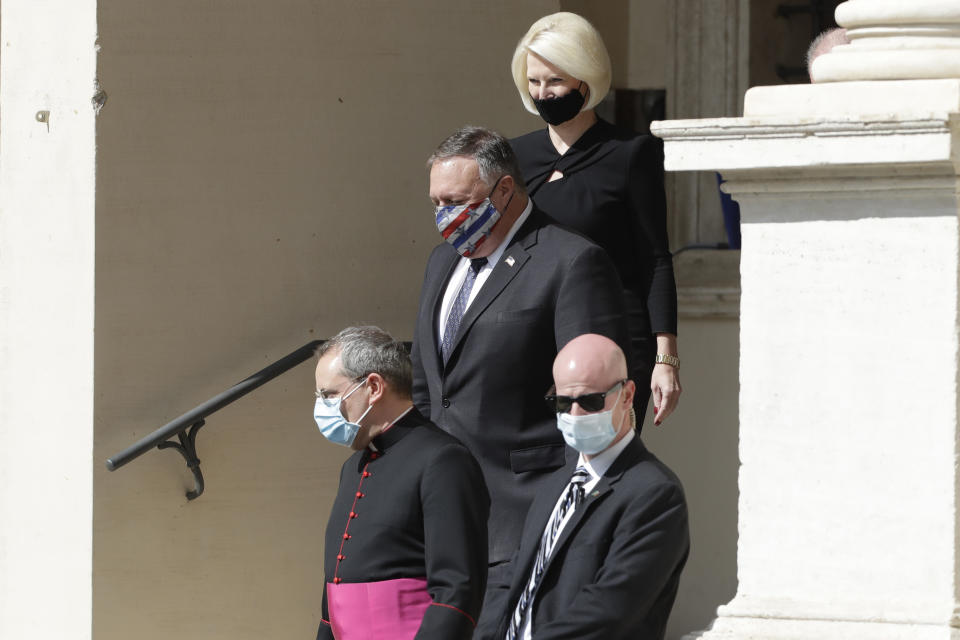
[93, 2, 558, 638]
[92, 2, 735, 640]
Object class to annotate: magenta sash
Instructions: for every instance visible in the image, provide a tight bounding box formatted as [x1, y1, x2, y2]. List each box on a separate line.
[327, 577, 431, 640]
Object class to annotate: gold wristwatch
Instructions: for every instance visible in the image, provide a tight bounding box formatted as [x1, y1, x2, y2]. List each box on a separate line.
[655, 354, 680, 368]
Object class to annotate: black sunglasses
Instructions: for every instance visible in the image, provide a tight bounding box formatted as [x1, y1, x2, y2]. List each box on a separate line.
[544, 380, 626, 414]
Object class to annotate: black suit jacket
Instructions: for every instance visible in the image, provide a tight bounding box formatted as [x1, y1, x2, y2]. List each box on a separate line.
[410, 207, 629, 564]
[496, 437, 689, 640]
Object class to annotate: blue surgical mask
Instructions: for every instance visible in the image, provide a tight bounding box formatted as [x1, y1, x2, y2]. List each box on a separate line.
[314, 379, 373, 447]
[555, 386, 623, 454]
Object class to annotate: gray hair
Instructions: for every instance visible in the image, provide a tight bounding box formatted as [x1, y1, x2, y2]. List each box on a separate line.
[317, 326, 412, 398]
[427, 126, 527, 194]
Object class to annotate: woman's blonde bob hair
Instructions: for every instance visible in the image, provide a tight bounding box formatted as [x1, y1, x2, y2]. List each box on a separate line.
[511, 12, 612, 116]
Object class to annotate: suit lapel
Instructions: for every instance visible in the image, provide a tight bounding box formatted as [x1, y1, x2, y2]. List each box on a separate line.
[542, 438, 646, 575]
[543, 477, 614, 572]
[444, 212, 542, 369]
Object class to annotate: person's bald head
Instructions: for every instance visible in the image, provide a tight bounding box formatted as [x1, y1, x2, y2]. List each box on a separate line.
[807, 28, 850, 82]
[553, 334, 635, 455]
[553, 334, 626, 388]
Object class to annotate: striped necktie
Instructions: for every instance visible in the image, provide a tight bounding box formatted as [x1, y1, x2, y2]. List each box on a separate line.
[440, 257, 487, 363]
[506, 466, 591, 640]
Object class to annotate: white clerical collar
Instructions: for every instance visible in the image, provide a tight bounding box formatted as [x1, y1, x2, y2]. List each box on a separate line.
[367, 405, 414, 452]
[579, 428, 635, 481]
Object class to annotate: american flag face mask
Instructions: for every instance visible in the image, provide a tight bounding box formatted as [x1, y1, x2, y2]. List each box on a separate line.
[434, 176, 507, 257]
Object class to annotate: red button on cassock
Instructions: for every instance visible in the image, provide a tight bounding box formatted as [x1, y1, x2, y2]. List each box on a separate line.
[349, 512, 357, 518]
[333, 577, 341, 584]
[337, 554, 345, 560]
[362, 471, 371, 478]
[356, 492, 364, 498]
[343, 533, 351, 540]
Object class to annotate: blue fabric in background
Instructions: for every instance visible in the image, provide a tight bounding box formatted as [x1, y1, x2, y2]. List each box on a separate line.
[716, 173, 741, 249]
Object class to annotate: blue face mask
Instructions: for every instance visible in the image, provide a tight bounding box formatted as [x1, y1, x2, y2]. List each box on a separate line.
[555, 386, 624, 454]
[314, 379, 373, 447]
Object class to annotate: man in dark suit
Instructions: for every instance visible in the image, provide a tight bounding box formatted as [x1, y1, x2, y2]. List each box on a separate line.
[496, 333, 689, 640]
[411, 126, 630, 637]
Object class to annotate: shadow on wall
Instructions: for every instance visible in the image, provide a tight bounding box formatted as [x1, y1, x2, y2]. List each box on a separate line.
[92, 0, 564, 638]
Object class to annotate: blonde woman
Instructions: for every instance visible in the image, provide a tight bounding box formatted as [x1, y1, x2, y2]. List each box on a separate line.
[510, 12, 681, 427]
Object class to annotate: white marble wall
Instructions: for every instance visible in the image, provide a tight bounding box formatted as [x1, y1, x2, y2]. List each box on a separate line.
[654, 0, 960, 636]
[0, 1, 97, 638]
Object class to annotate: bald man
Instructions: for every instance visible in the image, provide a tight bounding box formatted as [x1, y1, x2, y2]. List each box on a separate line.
[495, 334, 689, 640]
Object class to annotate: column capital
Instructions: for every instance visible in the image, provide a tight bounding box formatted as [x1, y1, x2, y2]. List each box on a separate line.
[813, 0, 960, 82]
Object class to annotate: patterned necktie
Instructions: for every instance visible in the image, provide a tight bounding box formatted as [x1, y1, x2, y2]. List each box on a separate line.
[440, 257, 487, 363]
[506, 466, 591, 640]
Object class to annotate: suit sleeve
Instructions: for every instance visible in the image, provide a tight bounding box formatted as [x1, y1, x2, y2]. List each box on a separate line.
[415, 443, 490, 640]
[410, 334, 431, 417]
[531, 482, 689, 640]
[411, 255, 435, 417]
[554, 243, 629, 358]
[627, 135, 677, 336]
[315, 583, 334, 640]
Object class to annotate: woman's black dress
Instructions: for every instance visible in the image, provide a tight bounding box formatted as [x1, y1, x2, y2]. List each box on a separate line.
[511, 118, 678, 419]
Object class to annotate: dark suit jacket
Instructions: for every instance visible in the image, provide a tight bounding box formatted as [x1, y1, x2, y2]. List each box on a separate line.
[495, 437, 689, 640]
[410, 207, 629, 564]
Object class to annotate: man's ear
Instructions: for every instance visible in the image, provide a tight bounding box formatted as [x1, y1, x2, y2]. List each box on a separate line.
[497, 174, 515, 198]
[622, 379, 636, 407]
[366, 372, 386, 403]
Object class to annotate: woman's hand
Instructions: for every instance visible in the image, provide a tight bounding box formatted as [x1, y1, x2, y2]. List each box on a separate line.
[651, 333, 682, 426]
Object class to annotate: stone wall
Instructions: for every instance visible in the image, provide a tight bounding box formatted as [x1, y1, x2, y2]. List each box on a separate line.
[0, 1, 97, 638]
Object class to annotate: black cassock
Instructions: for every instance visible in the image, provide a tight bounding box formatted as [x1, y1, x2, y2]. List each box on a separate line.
[316, 407, 489, 640]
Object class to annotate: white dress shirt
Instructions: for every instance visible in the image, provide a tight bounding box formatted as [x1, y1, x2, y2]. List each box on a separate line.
[519, 429, 636, 639]
[437, 199, 533, 343]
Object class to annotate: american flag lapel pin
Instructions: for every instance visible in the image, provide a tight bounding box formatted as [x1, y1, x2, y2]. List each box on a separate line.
[505, 255, 515, 267]
[590, 490, 600, 497]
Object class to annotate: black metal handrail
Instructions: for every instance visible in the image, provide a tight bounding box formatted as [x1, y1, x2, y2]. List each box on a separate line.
[105, 339, 323, 500]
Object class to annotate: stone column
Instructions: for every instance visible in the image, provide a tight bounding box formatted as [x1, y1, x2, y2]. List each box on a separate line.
[0, 1, 97, 638]
[665, 0, 750, 247]
[652, 1, 960, 638]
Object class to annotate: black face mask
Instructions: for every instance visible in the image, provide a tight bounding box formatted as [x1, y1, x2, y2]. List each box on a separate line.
[532, 83, 586, 126]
